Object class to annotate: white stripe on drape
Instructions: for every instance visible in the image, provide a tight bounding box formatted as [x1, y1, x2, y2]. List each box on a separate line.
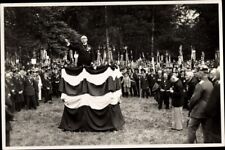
[61, 90, 122, 110]
[61, 67, 122, 86]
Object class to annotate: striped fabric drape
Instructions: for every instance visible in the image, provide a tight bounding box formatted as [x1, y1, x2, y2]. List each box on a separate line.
[58, 65, 125, 131]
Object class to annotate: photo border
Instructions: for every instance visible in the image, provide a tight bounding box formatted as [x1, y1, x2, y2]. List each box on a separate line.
[1, 0, 224, 149]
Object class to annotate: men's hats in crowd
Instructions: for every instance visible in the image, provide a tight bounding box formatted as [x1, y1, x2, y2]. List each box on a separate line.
[141, 68, 146, 73]
[81, 35, 87, 40]
[200, 64, 209, 73]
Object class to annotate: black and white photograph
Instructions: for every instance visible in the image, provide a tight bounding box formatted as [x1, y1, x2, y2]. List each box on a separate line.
[1, 0, 224, 149]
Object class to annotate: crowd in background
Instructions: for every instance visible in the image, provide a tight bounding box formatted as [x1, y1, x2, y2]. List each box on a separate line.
[119, 59, 221, 143]
[5, 57, 221, 145]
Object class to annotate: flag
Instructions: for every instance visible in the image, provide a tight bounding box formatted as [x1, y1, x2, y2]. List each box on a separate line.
[201, 51, 205, 65]
[157, 51, 160, 63]
[130, 50, 133, 61]
[108, 50, 113, 64]
[59, 66, 124, 131]
[74, 51, 79, 66]
[191, 47, 196, 61]
[179, 45, 183, 62]
[103, 50, 107, 64]
[152, 56, 155, 74]
[169, 54, 171, 63]
[142, 52, 145, 59]
[160, 55, 164, 62]
[125, 50, 129, 66]
[96, 50, 102, 66]
[165, 51, 169, 64]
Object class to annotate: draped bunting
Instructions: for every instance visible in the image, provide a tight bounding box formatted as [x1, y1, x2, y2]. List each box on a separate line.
[59, 104, 124, 132]
[59, 77, 121, 96]
[61, 90, 122, 110]
[61, 66, 122, 86]
[59, 65, 125, 131]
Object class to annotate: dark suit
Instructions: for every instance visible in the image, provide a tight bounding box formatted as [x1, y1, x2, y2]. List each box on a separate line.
[158, 79, 171, 109]
[187, 78, 213, 143]
[184, 76, 198, 109]
[154, 75, 162, 102]
[68, 43, 95, 66]
[204, 81, 221, 143]
[189, 79, 213, 118]
[147, 73, 156, 96]
[33, 78, 39, 106]
[15, 76, 25, 111]
[171, 79, 184, 107]
[133, 72, 140, 96]
[140, 75, 149, 98]
[24, 77, 37, 109]
[5, 82, 14, 146]
[42, 77, 53, 103]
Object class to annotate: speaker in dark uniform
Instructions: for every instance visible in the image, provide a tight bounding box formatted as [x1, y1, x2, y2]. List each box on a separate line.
[65, 35, 95, 67]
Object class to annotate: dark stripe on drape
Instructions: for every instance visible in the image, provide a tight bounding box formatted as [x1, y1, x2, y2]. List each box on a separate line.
[59, 77, 121, 96]
[58, 103, 125, 132]
[64, 65, 119, 76]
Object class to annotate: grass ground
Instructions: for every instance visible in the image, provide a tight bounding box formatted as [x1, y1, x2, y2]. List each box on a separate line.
[10, 96, 203, 147]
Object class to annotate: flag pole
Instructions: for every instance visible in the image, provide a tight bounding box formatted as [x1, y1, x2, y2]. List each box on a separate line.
[105, 6, 110, 64]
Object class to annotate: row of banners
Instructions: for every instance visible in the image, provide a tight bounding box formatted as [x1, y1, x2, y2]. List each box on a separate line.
[13, 45, 219, 68]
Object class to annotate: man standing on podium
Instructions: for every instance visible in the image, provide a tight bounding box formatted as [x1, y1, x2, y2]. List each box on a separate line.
[65, 35, 95, 67]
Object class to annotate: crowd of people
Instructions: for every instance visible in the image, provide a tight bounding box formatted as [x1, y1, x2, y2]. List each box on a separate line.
[5, 57, 221, 145]
[119, 59, 221, 143]
[5, 60, 62, 146]
[4, 35, 222, 146]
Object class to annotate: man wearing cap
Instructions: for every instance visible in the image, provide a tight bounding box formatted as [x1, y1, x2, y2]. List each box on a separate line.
[186, 67, 213, 143]
[24, 71, 37, 109]
[204, 66, 221, 143]
[184, 71, 199, 110]
[170, 73, 184, 131]
[65, 35, 95, 66]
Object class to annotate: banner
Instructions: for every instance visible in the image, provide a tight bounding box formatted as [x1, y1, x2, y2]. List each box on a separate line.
[31, 58, 36, 65]
[201, 51, 205, 65]
[151, 57, 155, 74]
[191, 49, 196, 61]
[157, 51, 160, 63]
[179, 45, 183, 62]
[178, 56, 182, 65]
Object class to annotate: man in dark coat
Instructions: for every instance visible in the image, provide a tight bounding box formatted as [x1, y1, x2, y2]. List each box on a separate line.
[153, 70, 163, 102]
[140, 69, 150, 98]
[186, 69, 214, 143]
[133, 68, 140, 97]
[204, 67, 221, 143]
[170, 74, 184, 130]
[42, 73, 53, 103]
[147, 70, 156, 97]
[65, 35, 95, 67]
[184, 71, 199, 110]
[51, 69, 61, 98]
[6, 72, 16, 113]
[33, 72, 39, 106]
[5, 74, 14, 146]
[158, 72, 171, 109]
[24, 71, 37, 109]
[14, 73, 25, 111]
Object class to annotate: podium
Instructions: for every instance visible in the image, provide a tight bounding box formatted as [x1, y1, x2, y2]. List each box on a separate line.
[58, 65, 125, 131]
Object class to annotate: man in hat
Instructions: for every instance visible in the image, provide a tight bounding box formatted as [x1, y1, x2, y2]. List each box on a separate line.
[158, 72, 171, 109]
[65, 35, 95, 67]
[24, 71, 37, 109]
[184, 71, 199, 110]
[140, 69, 150, 98]
[170, 73, 184, 131]
[186, 67, 213, 143]
[204, 66, 221, 143]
